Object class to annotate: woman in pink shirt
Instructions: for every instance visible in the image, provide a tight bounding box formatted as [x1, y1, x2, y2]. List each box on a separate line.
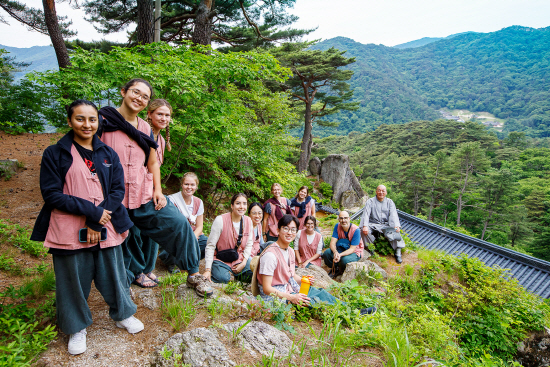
[98, 78, 212, 297]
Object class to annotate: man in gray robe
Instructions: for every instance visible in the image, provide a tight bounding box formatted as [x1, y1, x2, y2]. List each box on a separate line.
[359, 185, 406, 263]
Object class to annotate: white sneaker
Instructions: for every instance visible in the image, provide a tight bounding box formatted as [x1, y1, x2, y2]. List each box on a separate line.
[115, 316, 144, 334]
[68, 328, 87, 355]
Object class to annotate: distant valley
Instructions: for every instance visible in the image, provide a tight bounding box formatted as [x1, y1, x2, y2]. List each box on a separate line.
[1, 44, 57, 80]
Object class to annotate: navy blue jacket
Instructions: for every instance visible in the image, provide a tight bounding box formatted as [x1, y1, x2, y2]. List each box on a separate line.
[31, 131, 133, 241]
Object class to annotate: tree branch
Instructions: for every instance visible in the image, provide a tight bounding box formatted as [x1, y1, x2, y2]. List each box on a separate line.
[238, 0, 273, 41]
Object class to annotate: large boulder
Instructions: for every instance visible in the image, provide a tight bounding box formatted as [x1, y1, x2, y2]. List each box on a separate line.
[222, 321, 292, 358]
[150, 327, 235, 367]
[320, 154, 365, 209]
[341, 260, 388, 283]
[295, 264, 335, 289]
[309, 157, 322, 176]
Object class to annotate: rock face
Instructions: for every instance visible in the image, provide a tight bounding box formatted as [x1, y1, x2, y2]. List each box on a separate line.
[0, 159, 18, 175]
[341, 260, 388, 283]
[133, 288, 159, 310]
[222, 321, 292, 358]
[150, 327, 235, 367]
[516, 327, 550, 367]
[295, 264, 335, 289]
[320, 154, 365, 208]
[309, 157, 322, 176]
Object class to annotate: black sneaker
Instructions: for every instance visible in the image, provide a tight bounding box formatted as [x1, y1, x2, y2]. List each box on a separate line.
[360, 306, 377, 315]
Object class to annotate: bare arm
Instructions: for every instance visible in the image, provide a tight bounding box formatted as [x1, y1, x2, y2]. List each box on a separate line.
[194, 214, 204, 238]
[260, 274, 310, 305]
[147, 147, 166, 210]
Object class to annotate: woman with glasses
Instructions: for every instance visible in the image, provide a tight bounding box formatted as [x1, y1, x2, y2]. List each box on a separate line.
[98, 78, 212, 297]
[294, 216, 323, 268]
[290, 186, 316, 230]
[253, 215, 376, 315]
[263, 183, 292, 242]
[248, 202, 265, 257]
[203, 193, 254, 284]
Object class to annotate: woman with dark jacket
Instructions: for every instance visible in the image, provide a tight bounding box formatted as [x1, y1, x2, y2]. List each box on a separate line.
[31, 100, 142, 356]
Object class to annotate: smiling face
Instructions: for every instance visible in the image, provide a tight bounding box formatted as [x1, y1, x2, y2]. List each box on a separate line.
[298, 188, 308, 200]
[376, 185, 387, 201]
[181, 177, 198, 198]
[249, 205, 263, 226]
[68, 105, 99, 145]
[279, 220, 298, 244]
[148, 105, 171, 131]
[231, 196, 248, 217]
[271, 184, 282, 199]
[305, 219, 315, 233]
[120, 82, 151, 114]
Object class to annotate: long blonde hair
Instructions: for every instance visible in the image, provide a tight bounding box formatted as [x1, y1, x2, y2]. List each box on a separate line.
[147, 99, 173, 151]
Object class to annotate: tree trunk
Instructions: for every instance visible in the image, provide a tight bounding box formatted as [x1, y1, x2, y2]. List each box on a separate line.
[297, 101, 313, 173]
[428, 160, 441, 221]
[192, 0, 213, 45]
[154, 0, 161, 42]
[136, 0, 154, 44]
[456, 166, 471, 226]
[481, 211, 493, 240]
[42, 0, 71, 68]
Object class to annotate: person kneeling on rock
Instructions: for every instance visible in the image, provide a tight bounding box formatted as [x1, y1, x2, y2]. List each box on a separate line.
[321, 211, 364, 277]
[251, 215, 376, 315]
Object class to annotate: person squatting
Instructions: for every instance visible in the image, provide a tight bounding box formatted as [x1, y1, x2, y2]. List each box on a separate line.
[32, 78, 401, 356]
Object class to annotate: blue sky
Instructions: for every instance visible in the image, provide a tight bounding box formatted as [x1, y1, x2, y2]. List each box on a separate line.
[1, 0, 550, 48]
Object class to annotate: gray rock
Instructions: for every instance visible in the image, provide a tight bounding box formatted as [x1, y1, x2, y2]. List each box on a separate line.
[309, 157, 322, 176]
[295, 264, 335, 289]
[222, 321, 292, 358]
[340, 190, 362, 210]
[177, 283, 219, 301]
[0, 159, 18, 175]
[134, 288, 159, 310]
[150, 327, 235, 367]
[320, 155, 365, 207]
[357, 250, 372, 262]
[341, 261, 388, 283]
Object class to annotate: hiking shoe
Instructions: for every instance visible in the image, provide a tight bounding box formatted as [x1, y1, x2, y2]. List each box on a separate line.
[187, 274, 214, 298]
[168, 265, 180, 274]
[116, 315, 144, 334]
[68, 328, 87, 355]
[360, 306, 377, 316]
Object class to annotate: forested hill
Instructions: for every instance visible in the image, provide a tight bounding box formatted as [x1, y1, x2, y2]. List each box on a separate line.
[313, 26, 550, 138]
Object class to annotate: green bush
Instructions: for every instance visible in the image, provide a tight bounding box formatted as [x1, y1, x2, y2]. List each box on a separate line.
[319, 182, 333, 199]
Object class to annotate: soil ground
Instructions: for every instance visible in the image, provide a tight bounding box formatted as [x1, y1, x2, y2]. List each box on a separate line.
[0, 132, 389, 366]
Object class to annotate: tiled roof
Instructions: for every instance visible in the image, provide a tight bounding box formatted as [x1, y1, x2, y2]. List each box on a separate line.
[348, 208, 550, 298]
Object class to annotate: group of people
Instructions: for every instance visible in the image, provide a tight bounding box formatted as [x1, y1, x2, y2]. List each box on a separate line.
[30, 78, 404, 356]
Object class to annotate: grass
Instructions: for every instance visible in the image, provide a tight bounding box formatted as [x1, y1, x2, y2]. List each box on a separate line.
[160, 288, 197, 331]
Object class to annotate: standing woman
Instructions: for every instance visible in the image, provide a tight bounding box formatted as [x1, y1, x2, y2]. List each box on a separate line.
[98, 78, 212, 297]
[148, 98, 172, 166]
[294, 216, 323, 268]
[31, 100, 142, 355]
[203, 193, 254, 284]
[160, 172, 208, 273]
[248, 202, 265, 257]
[290, 186, 316, 230]
[263, 183, 292, 242]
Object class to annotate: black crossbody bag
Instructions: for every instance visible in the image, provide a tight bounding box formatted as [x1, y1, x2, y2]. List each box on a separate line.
[216, 217, 243, 263]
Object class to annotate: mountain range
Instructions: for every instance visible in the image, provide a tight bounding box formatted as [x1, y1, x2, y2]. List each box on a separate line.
[313, 26, 550, 138]
[0, 44, 57, 80]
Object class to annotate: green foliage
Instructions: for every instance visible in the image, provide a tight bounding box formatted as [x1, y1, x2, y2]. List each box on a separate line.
[160, 287, 197, 331]
[259, 297, 294, 333]
[0, 283, 57, 366]
[0, 220, 46, 258]
[33, 42, 305, 201]
[319, 182, 333, 199]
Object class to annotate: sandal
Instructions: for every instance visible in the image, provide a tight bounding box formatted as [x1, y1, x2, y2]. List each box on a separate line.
[145, 272, 159, 284]
[133, 273, 157, 288]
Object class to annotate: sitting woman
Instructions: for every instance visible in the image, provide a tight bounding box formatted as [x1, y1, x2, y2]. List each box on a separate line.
[159, 172, 208, 273]
[203, 193, 254, 283]
[294, 216, 323, 268]
[252, 215, 376, 315]
[31, 100, 142, 355]
[290, 186, 316, 230]
[248, 202, 265, 257]
[263, 183, 292, 242]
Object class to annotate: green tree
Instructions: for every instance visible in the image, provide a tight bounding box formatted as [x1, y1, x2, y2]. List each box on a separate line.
[426, 150, 452, 221]
[404, 160, 428, 216]
[450, 142, 490, 226]
[34, 42, 304, 200]
[269, 41, 358, 172]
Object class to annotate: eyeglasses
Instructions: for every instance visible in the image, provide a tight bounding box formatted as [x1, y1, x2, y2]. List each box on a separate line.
[280, 226, 297, 234]
[250, 211, 263, 216]
[305, 222, 315, 227]
[338, 217, 350, 221]
[128, 88, 151, 102]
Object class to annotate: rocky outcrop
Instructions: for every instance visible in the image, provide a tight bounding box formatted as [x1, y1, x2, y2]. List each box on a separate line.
[295, 264, 335, 289]
[309, 157, 322, 176]
[516, 327, 550, 367]
[341, 260, 388, 283]
[319, 154, 365, 209]
[222, 321, 292, 358]
[150, 327, 235, 367]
